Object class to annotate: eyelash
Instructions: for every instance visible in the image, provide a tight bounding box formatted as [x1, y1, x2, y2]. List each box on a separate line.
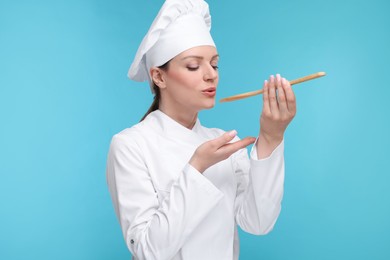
[187, 65, 219, 71]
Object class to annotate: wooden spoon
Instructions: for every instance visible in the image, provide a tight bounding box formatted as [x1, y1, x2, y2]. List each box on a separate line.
[219, 72, 326, 102]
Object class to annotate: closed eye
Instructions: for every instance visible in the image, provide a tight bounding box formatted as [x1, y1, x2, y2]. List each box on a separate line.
[187, 66, 199, 71]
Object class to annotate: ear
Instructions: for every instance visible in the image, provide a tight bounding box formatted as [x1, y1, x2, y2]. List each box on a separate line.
[150, 67, 167, 89]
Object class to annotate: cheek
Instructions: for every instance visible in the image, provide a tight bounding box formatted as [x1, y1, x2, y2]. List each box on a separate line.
[166, 70, 199, 89]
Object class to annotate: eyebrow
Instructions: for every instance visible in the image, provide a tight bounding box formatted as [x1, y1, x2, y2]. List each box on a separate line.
[181, 54, 219, 60]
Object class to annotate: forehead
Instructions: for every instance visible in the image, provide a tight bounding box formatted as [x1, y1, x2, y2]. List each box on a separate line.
[174, 45, 219, 60]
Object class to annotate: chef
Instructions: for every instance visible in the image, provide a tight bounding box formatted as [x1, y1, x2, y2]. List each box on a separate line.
[106, 0, 296, 259]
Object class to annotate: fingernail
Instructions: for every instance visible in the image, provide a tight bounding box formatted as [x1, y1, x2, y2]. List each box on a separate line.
[228, 130, 237, 137]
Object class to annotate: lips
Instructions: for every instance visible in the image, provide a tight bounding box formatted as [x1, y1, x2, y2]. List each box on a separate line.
[202, 87, 216, 97]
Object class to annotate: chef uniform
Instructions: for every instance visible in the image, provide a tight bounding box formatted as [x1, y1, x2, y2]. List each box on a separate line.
[106, 0, 285, 259]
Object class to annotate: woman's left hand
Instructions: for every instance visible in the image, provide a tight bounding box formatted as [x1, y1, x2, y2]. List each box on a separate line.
[257, 74, 296, 158]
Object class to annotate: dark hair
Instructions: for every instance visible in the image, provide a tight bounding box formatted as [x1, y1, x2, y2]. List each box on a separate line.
[140, 62, 169, 121]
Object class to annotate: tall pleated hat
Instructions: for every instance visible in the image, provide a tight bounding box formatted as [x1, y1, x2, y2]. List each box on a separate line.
[128, 0, 216, 93]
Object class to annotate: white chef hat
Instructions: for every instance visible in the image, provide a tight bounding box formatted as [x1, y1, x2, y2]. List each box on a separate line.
[128, 0, 216, 93]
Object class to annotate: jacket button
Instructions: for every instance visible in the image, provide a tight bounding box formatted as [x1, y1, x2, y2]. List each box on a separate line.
[130, 239, 134, 244]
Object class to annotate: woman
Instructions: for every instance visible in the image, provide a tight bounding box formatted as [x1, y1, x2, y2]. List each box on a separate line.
[106, 0, 296, 259]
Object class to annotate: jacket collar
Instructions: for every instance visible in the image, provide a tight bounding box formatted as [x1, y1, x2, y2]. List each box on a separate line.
[144, 110, 206, 146]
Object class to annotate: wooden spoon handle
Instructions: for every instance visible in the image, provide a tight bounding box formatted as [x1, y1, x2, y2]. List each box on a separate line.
[219, 72, 326, 102]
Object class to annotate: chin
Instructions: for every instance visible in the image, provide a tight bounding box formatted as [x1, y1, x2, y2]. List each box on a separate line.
[203, 101, 215, 109]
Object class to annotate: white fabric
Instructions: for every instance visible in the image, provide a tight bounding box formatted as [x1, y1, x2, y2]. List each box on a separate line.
[128, 0, 215, 92]
[106, 110, 285, 260]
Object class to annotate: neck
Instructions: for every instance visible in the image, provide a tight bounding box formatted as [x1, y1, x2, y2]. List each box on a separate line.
[159, 104, 198, 129]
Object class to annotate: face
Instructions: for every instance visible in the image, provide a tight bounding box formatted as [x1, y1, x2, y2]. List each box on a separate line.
[156, 45, 219, 114]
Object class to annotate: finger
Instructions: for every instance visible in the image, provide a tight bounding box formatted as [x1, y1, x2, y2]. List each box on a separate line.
[269, 75, 279, 115]
[282, 78, 296, 113]
[277, 77, 288, 114]
[262, 80, 271, 115]
[275, 73, 282, 101]
[218, 137, 256, 156]
[209, 130, 237, 150]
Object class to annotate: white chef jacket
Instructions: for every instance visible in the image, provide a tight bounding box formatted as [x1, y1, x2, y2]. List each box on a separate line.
[106, 110, 284, 260]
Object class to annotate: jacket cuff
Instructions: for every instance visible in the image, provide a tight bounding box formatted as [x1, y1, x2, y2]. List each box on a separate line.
[250, 139, 284, 161]
[183, 163, 224, 198]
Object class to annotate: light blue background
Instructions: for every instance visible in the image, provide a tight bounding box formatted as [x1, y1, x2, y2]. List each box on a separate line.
[1, 0, 389, 259]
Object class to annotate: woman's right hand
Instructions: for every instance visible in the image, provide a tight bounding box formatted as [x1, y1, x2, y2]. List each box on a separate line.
[189, 130, 256, 173]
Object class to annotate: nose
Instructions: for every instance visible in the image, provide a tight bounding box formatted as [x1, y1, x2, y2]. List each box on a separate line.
[203, 64, 218, 82]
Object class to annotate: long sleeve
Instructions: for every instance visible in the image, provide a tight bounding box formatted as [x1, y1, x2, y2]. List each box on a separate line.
[106, 134, 224, 260]
[233, 140, 285, 235]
